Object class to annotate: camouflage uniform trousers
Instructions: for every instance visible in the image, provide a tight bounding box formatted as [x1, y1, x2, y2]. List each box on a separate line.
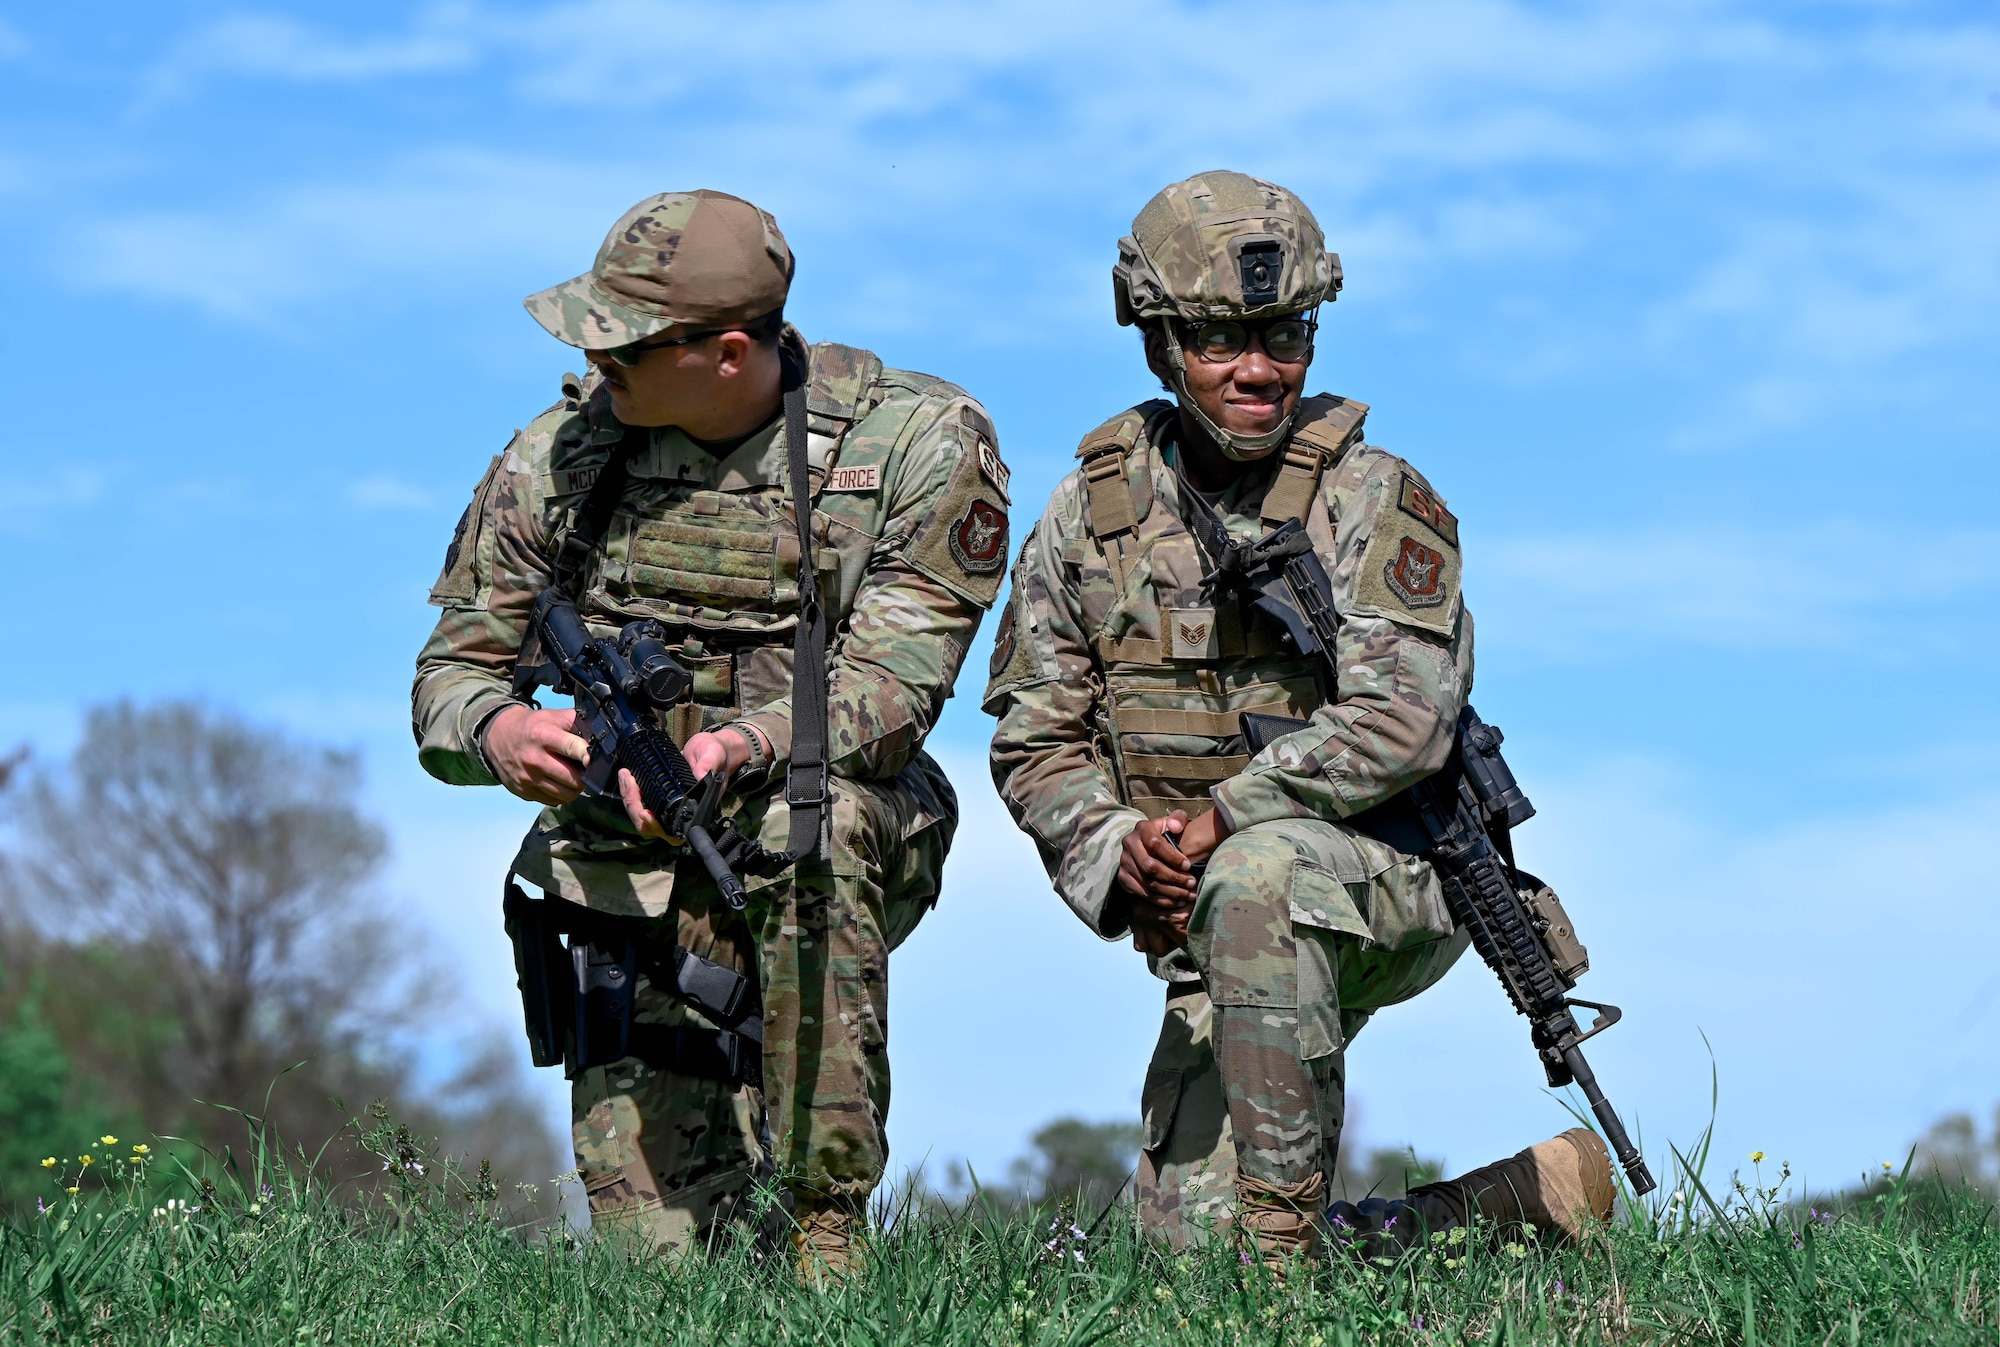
[572, 770, 951, 1256]
[1137, 817, 1468, 1248]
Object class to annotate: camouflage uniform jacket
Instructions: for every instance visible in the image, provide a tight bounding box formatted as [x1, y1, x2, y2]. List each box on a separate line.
[984, 395, 1472, 945]
[414, 334, 1008, 913]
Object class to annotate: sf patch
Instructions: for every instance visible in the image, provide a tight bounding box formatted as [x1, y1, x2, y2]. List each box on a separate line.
[1383, 536, 1447, 608]
[1352, 466, 1462, 635]
[1397, 474, 1458, 547]
[948, 499, 1008, 575]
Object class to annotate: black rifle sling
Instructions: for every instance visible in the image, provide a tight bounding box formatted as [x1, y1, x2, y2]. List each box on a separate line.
[552, 428, 639, 598]
[779, 342, 831, 861]
[511, 426, 640, 700]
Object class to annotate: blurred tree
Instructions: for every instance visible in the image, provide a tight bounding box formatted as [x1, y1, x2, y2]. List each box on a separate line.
[0, 986, 120, 1202]
[0, 701, 558, 1204]
[1009, 1117, 1143, 1210]
[1336, 1142, 1445, 1200]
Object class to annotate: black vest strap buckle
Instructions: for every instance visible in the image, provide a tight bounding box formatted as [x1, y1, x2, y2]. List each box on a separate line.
[786, 759, 830, 811]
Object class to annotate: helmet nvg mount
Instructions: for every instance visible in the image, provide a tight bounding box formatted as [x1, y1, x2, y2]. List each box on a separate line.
[1113, 170, 1342, 460]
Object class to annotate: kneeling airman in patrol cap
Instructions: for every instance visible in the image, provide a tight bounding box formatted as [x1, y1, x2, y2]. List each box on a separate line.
[414, 190, 1010, 1278]
[984, 171, 1613, 1274]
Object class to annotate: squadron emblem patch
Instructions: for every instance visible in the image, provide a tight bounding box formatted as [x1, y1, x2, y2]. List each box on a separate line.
[947, 499, 1008, 574]
[1383, 536, 1447, 608]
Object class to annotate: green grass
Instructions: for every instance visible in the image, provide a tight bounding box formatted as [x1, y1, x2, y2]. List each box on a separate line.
[4, 1119, 2000, 1347]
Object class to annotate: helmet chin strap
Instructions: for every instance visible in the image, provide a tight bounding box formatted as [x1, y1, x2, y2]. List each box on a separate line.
[1158, 325, 1297, 462]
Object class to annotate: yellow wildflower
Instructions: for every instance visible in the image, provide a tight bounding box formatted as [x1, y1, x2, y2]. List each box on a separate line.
[78, 1155, 94, 1166]
[128, 1156, 143, 1165]
[99, 1136, 118, 1147]
[132, 1144, 150, 1155]
[40, 1157, 56, 1169]
[1750, 1151, 1765, 1163]
[66, 1186, 79, 1195]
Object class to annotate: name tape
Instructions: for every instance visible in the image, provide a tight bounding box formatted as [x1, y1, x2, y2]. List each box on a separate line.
[825, 464, 881, 493]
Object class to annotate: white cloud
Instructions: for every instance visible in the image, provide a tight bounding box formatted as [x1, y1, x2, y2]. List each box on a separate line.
[75, 150, 632, 325]
[3, 468, 110, 535]
[346, 475, 434, 511]
[48, 0, 2000, 432]
[1480, 521, 2000, 655]
[141, 5, 478, 104]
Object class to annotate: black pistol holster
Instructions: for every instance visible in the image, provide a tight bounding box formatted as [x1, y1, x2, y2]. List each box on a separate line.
[503, 877, 764, 1088]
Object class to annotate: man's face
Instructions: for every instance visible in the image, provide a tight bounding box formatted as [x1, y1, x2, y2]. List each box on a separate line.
[586, 326, 758, 428]
[1153, 319, 1312, 458]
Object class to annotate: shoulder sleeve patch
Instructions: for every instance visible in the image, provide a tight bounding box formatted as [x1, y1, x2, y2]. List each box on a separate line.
[981, 585, 1042, 711]
[904, 437, 1010, 608]
[429, 454, 503, 606]
[1350, 467, 1462, 636]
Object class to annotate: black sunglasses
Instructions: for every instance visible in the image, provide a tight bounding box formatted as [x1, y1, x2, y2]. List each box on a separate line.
[602, 326, 730, 368]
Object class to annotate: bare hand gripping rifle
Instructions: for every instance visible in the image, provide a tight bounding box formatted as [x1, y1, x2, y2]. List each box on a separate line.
[520, 588, 791, 909]
[501, 590, 793, 1085]
[1195, 510, 1658, 1196]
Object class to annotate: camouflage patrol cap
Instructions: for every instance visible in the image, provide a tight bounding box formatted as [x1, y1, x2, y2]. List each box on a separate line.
[1113, 171, 1341, 326]
[524, 190, 794, 349]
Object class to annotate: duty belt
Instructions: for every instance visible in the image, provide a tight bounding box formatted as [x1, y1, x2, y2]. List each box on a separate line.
[504, 880, 764, 1088]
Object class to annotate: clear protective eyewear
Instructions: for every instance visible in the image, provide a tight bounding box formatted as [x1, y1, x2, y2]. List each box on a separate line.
[1185, 314, 1316, 364]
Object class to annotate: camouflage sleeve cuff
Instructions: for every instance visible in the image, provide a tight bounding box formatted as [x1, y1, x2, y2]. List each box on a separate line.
[1062, 809, 1146, 940]
[735, 707, 794, 778]
[1207, 771, 1322, 834]
[415, 687, 520, 788]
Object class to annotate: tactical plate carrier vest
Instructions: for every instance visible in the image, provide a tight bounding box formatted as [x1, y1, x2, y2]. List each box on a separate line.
[1072, 394, 1368, 820]
[539, 340, 942, 746]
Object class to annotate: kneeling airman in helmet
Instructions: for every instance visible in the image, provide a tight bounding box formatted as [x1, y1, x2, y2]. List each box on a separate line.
[984, 171, 1613, 1274]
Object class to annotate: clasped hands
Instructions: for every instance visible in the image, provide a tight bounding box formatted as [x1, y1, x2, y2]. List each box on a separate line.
[1116, 808, 1224, 956]
[482, 704, 767, 839]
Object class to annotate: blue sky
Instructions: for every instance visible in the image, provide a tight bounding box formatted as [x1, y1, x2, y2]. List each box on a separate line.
[3, 0, 1998, 1198]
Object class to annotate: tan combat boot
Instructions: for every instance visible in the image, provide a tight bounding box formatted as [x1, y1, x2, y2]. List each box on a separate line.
[1235, 1171, 1324, 1282]
[791, 1194, 865, 1287]
[1404, 1127, 1615, 1243]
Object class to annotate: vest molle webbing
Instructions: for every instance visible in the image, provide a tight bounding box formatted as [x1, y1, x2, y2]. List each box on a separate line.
[1069, 394, 1368, 818]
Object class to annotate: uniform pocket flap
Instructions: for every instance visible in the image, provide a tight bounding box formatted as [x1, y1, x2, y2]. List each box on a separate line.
[1287, 859, 1373, 939]
[1140, 1063, 1184, 1153]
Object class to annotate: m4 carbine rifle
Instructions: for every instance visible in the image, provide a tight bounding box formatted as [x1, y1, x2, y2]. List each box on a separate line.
[502, 591, 792, 1085]
[520, 589, 790, 908]
[1205, 515, 1657, 1197]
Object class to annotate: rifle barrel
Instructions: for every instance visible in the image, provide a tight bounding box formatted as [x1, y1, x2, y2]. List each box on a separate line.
[1563, 1044, 1656, 1195]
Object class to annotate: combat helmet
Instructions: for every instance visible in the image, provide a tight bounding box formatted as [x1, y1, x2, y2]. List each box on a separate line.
[1113, 171, 1342, 459]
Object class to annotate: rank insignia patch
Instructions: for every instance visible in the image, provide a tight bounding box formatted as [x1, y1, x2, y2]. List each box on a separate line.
[1384, 536, 1448, 608]
[947, 499, 1008, 574]
[1166, 607, 1220, 659]
[1397, 474, 1459, 547]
